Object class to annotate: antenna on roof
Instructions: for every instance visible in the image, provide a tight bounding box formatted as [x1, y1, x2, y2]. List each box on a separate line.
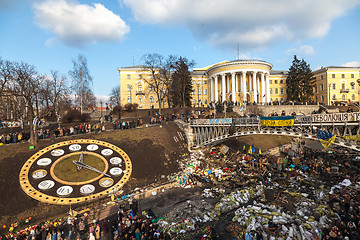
[237, 43, 239, 60]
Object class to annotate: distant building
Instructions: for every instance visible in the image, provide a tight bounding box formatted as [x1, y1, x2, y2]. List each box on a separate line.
[118, 61, 360, 109]
[313, 66, 360, 105]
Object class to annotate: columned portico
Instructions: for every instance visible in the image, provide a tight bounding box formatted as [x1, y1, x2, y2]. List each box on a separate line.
[205, 60, 273, 104]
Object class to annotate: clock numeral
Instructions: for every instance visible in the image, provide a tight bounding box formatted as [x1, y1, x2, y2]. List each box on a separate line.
[37, 158, 52, 166]
[80, 184, 95, 195]
[38, 180, 55, 190]
[101, 149, 113, 156]
[32, 169, 47, 179]
[69, 144, 81, 151]
[110, 167, 123, 176]
[99, 178, 114, 188]
[51, 149, 65, 157]
[87, 144, 99, 151]
[56, 186, 73, 196]
[110, 157, 122, 165]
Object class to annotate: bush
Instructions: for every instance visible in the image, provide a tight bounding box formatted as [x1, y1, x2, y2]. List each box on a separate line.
[62, 109, 90, 123]
[124, 103, 139, 112]
[215, 102, 224, 113]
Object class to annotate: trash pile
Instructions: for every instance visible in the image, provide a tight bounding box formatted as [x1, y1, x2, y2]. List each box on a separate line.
[155, 143, 360, 239]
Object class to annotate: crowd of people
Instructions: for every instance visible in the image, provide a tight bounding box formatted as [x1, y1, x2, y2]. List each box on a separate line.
[1, 199, 173, 240]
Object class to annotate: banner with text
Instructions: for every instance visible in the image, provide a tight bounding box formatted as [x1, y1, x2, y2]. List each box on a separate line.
[260, 116, 295, 127]
[311, 112, 360, 122]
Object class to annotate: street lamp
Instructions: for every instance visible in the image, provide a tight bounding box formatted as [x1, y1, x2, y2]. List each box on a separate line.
[357, 79, 360, 108]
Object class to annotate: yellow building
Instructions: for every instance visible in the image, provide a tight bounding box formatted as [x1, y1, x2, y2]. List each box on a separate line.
[118, 62, 360, 109]
[313, 66, 360, 105]
[269, 71, 287, 103]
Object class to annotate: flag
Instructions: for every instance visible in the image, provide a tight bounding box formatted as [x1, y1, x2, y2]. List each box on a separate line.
[317, 129, 336, 149]
[259, 148, 262, 155]
[248, 146, 252, 154]
[243, 145, 246, 151]
[251, 144, 255, 154]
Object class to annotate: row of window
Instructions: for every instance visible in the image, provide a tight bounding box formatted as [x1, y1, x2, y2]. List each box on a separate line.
[331, 94, 357, 101]
[317, 82, 357, 91]
[192, 80, 208, 85]
[269, 88, 285, 95]
[192, 89, 208, 95]
[192, 99, 208, 105]
[127, 95, 209, 106]
[269, 79, 285, 84]
[319, 73, 356, 80]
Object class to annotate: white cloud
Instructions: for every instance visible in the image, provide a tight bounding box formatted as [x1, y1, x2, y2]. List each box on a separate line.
[33, 0, 130, 47]
[286, 45, 315, 56]
[95, 95, 110, 104]
[123, 0, 360, 49]
[342, 61, 360, 67]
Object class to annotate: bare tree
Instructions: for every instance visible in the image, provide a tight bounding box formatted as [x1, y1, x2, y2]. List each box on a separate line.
[141, 54, 176, 114]
[47, 71, 69, 121]
[109, 85, 120, 106]
[0, 58, 13, 96]
[69, 55, 93, 113]
[12, 61, 45, 144]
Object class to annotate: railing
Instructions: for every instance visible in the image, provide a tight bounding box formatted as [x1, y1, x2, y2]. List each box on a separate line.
[136, 91, 145, 95]
[191, 112, 360, 126]
[340, 89, 349, 93]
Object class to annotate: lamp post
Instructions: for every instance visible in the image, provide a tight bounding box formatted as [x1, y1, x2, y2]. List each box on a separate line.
[357, 79, 360, 108]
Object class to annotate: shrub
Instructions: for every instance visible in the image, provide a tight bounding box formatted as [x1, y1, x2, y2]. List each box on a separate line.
[124, 103, 139, 112]
[62, 109, 90, 123]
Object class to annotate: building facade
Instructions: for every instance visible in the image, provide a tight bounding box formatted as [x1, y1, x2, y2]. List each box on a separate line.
[313, 67, 360, 105]
[118, 61, 360, 109]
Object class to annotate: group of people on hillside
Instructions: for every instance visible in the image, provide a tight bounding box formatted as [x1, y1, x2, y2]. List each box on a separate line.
[1, 199, 171, 240]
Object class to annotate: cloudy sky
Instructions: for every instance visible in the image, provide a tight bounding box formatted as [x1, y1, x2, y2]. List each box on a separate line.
[1, 0, 360, 101]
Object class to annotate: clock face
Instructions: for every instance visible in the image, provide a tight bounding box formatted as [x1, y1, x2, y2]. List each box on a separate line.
[19, 139, 132, 205]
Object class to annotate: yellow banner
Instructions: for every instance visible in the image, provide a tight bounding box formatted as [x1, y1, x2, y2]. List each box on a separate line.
[260, 119, 294, 127]
[342, 135, 360, 141]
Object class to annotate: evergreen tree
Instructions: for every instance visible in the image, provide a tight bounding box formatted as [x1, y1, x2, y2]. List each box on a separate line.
[170, 57, 194, 107]
[286, 55, 315, 102]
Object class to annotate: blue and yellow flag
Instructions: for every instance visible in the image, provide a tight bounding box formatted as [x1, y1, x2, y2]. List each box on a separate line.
[243, 145, 246, 151]
[317, 129, 336, 149]
[259, 148, 262, 155]
[248, 146, 252, 154]
[251, 144, 255, 154]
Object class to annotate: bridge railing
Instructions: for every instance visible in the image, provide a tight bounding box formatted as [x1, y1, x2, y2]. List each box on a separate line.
[191, 112, 360, 127]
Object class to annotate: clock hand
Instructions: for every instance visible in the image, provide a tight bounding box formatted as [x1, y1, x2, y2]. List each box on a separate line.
[72, 160, 111, 177]
[77, 152, 84, 170]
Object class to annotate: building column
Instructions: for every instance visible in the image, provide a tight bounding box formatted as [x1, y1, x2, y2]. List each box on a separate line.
[253, 71, 258, 103]
[235, 73, 239, 95]
[221, 74, 226, 102]
[261, 72, 265, 104]
[242, 71, 247, 102]
[214, 76, 218, 102]
[231, 73, 236, 102]
[209, 77, 213, 102]
[265, 74, 270, 103]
